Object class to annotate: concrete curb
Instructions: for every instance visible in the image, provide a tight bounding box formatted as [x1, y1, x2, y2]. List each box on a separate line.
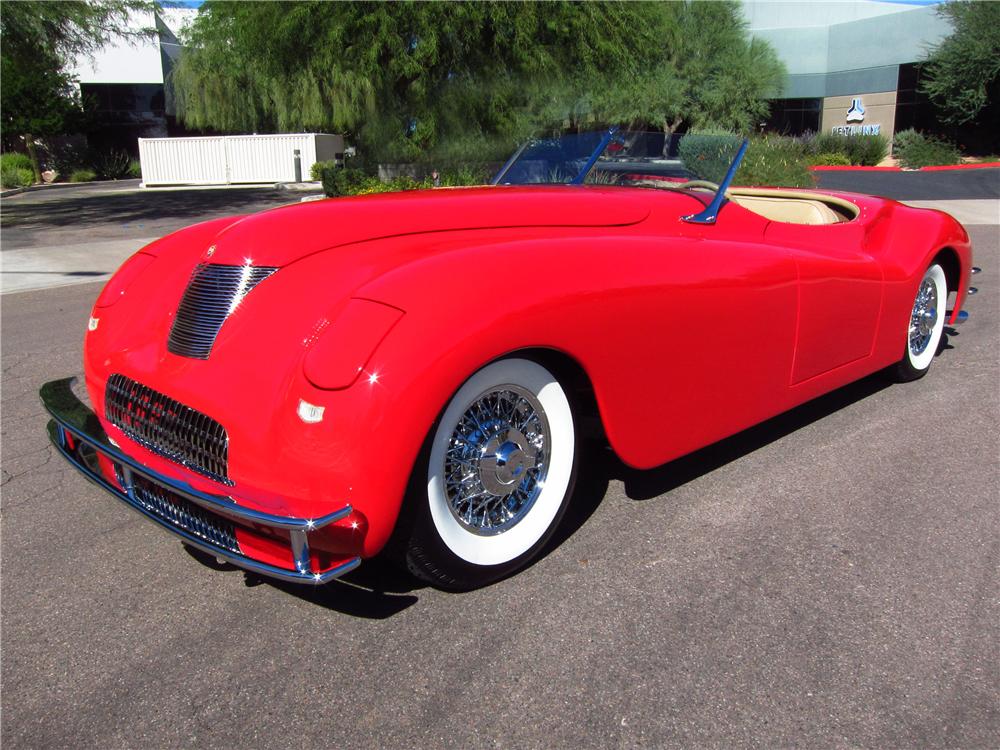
[811, 162, 1000, 173]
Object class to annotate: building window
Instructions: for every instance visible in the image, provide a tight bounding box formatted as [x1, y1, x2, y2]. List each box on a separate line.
[894, 63, 936, 135]
[763, 98, 822, 135]
[80, 83, 166, 124]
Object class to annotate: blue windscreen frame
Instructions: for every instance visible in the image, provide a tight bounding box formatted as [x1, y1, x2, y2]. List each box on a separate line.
[569, 126, 620, 185]
[682, 138, 749, 225]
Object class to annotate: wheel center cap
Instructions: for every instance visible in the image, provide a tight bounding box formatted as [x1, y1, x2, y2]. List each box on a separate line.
[920, 307, 936, 334]
[479, 429, 537, 496]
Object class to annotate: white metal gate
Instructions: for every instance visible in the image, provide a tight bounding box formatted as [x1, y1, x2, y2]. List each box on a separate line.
[137, 133, 344, 186]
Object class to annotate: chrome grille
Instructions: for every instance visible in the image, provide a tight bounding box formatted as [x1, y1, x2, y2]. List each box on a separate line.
[167, 263, 278, 359]
[105, 373, 231, 485]
[115, 466, 240, 554]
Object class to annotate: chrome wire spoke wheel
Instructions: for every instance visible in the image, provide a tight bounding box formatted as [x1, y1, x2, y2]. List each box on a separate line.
[443, 386, 550, 535]
[421, 357, 577, 573]
[908, 277, 938, 356]
[896, 263, 947, 380]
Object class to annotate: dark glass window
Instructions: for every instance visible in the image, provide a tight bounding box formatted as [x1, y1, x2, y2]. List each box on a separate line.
[763, 98, 822, 135]
[80, 83, 166, 122]
[894, 63, 936, 133]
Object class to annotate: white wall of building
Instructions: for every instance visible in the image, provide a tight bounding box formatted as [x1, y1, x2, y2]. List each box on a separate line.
[70, 9, 195, 86]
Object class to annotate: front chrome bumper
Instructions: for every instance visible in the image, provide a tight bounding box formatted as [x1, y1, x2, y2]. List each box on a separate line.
[41, 377, 361, 585]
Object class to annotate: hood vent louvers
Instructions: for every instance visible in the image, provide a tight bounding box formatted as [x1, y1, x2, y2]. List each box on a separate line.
[168, 263, 278, 359]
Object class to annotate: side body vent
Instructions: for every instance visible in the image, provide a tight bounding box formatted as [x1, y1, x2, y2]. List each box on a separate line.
[168, 263, 278, 359]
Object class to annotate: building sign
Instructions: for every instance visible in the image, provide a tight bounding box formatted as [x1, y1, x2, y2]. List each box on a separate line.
[832, 124, 881, 135]
[832, 96, 880, 135]
[846, 97, 865, 122]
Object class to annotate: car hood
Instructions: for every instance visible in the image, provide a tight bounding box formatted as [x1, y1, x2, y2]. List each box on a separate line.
[202, 185, 650, 267]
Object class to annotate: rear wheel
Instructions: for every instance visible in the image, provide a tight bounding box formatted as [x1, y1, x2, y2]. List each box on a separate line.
[402, 357, 578, 590]
[895, 263, 947, 381]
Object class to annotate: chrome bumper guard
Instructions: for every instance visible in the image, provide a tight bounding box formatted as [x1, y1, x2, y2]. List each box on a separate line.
[41, 378, 360, 585]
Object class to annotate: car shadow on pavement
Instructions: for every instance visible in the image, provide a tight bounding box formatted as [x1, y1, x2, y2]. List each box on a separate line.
[607, 368, 898, 501]
[195, 351, 958, 618]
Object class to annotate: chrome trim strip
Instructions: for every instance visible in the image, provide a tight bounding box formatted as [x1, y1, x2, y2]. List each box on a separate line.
[41, 377, 359, 585]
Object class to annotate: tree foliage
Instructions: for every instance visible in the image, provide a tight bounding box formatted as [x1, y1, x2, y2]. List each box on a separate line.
[921, 0, 1000, 126]
[0, 0, 151, 180]
[171, 1, 785, 163]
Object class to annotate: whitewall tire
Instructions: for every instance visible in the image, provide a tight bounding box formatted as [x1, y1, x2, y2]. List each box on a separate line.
[402, 357, 578, 589]
[896, 263, 948, 381]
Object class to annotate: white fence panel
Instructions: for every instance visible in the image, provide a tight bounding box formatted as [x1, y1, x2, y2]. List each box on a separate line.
[138, 137, 227, 185]
[138, 133, 344, 186]
[226, 134, 314, 183]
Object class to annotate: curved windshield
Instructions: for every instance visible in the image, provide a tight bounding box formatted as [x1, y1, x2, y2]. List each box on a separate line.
[492, 129, 743, 193]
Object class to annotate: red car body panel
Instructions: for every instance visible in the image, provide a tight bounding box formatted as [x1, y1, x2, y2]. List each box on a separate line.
[81, 185, 972, 566]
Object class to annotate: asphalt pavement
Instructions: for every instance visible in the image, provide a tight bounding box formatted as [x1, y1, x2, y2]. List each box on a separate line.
[1, 180, 998, 748]
[816, 166, 1000, 201]
[1, 182, 319, 293]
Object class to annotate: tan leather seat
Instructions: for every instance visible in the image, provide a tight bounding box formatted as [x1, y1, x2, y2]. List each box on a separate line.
[731, 195, 844, 225]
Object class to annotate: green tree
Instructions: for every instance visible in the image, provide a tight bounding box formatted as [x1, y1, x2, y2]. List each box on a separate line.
[0, 0, 151, 181]
[921, 0, 1000, 126]
[171, 1, 783, 164]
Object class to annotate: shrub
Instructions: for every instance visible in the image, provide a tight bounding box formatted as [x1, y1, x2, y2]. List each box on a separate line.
[807, 132, 849, 158]
[69, 168, 97, 183]
[320, 166, 371, 197]
[41, 141, 89, 175]
[1, 165, 34, 189]
[847, 134, 889, 166]
[1, 152, 33, 172]
[91, 149, 132, 180]
[894, 130, 961, 168]
[736, 135, 815, 188]
[319, 164, 486, 197]
[805, 132, 888, 165]
[310, 159, 337, 182]
[892, 128, 924, 156]
[677, 132, 743, 184]
[809, 152, 852, 166]
[127, 159, 142, 179]
[434, 166, 488, 186]
[1, 153, 35, 187]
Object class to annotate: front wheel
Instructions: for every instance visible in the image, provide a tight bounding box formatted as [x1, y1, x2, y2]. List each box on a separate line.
[895, 263, 948, 382]
[401, 357, 578, 590]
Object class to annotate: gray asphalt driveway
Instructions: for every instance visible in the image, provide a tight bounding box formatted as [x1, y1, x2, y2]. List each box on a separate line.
[1, 187, 997, 747]
[1, 183, 318, 293]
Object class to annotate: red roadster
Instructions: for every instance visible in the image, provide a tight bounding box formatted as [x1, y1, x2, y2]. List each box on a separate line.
[42, 131, 976, 590]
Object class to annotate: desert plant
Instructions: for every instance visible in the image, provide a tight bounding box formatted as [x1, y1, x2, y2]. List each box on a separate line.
[736, 134, 815, 188]
[893, 130, 961, 168]
[846, 134, 889, 166]
[809, 152, 852, 166]
[677, 132, 743, 183]
[805, 132, 888, 165]
[806, 132, 850, 157]
[91, 149, 132, 179]
[69, 168, 97, 182]
[892, 128, 924, 156]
